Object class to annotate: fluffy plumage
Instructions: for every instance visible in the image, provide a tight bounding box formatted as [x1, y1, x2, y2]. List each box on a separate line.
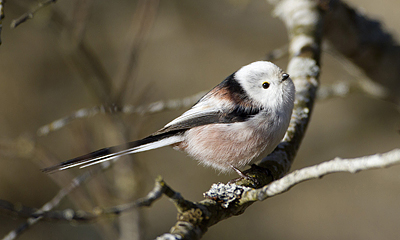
[43, 61, 295, 173]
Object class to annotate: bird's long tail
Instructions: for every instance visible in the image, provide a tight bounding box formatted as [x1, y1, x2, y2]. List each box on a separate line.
[42, 132, 184, 173]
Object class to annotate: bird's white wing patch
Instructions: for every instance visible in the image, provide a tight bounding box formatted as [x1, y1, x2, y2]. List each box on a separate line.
[164, 101, 222, 128]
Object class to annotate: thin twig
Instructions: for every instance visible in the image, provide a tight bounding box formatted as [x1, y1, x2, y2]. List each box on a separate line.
[317, 80, 394, 102]
[49, 8, 114, 105]
[324, 46, 391, 101]
[71, 0, 93, 43]
[36, 91, 206, 136]
[10, 0, 57, 29]
[113, 0, 160, 105]
[0, 177, 180, 223]
[2, 168, 102, 240]
[317, 81, 352, 100]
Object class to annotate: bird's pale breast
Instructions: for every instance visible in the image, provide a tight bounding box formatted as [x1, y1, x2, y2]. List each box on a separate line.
[173, 114, 286, 173]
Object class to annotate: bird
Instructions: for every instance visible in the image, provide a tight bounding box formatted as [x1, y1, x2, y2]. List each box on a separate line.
[42, 61, 295, 175]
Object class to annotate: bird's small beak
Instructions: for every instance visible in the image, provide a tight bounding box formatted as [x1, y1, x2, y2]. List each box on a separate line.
[281, 73, 289, 82]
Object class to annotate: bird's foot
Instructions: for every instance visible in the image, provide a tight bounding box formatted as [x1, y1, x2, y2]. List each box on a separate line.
[227, 164, 273, 188]
[228, 164, 259, 187]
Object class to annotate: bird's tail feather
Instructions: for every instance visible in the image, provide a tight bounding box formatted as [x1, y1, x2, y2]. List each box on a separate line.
[42, 132, 184, 173]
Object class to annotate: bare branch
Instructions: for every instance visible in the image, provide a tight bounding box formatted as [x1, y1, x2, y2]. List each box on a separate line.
[63, 41, 114, 105]
[157, 147, 400, 240]
[0, 177, 180, 223]
[324, 44, 392, 99]
[243, 149, 400, 202]
[317, 79, 391, 102]
[257, 0, 323, 177]
[113, 0, 160, 105]
[324, 0, 400, 104]
[70, 0, 93, 43]
[49, 8, 114, 105]
[200, 148, 400, 223]
[2, 168, 102, 240]
[10, 0, 57, 29]
[317, 81, 351, 100]
[235, 0, 323, 186]
[37, 91, 206, 136]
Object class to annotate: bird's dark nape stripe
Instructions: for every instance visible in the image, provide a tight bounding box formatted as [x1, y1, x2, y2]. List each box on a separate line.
[217, 73, 264, 122]
[224, 73, 246, 96]
[42, 130, 184, 173]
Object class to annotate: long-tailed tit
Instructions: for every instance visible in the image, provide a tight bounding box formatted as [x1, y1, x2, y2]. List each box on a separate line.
[43, 61, 295, 174]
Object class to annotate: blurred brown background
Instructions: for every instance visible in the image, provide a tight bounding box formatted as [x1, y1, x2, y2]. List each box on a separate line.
[0, 0, 399, 239]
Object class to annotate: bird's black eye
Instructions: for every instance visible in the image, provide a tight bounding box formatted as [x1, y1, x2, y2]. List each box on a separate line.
[262, 82, 270, 89]
[282, 73, 289, 81]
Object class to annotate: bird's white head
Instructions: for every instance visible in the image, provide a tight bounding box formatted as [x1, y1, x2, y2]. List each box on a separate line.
[234, 61, 295, 110]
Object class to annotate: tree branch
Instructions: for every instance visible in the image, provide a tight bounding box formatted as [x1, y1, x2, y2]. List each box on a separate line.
[157, 147, 400, 240]
[243, 148, 400, 202]
[234, 0, 323, 187]
[0, 177, 184, 223]
[1, 168, 101, 240]
[48, 7, 114, 105]
[113, 0, 160, 106]
[36, 91, 206, 136]
[10, 0, 57, 29]
[324, 0, 400, 104]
